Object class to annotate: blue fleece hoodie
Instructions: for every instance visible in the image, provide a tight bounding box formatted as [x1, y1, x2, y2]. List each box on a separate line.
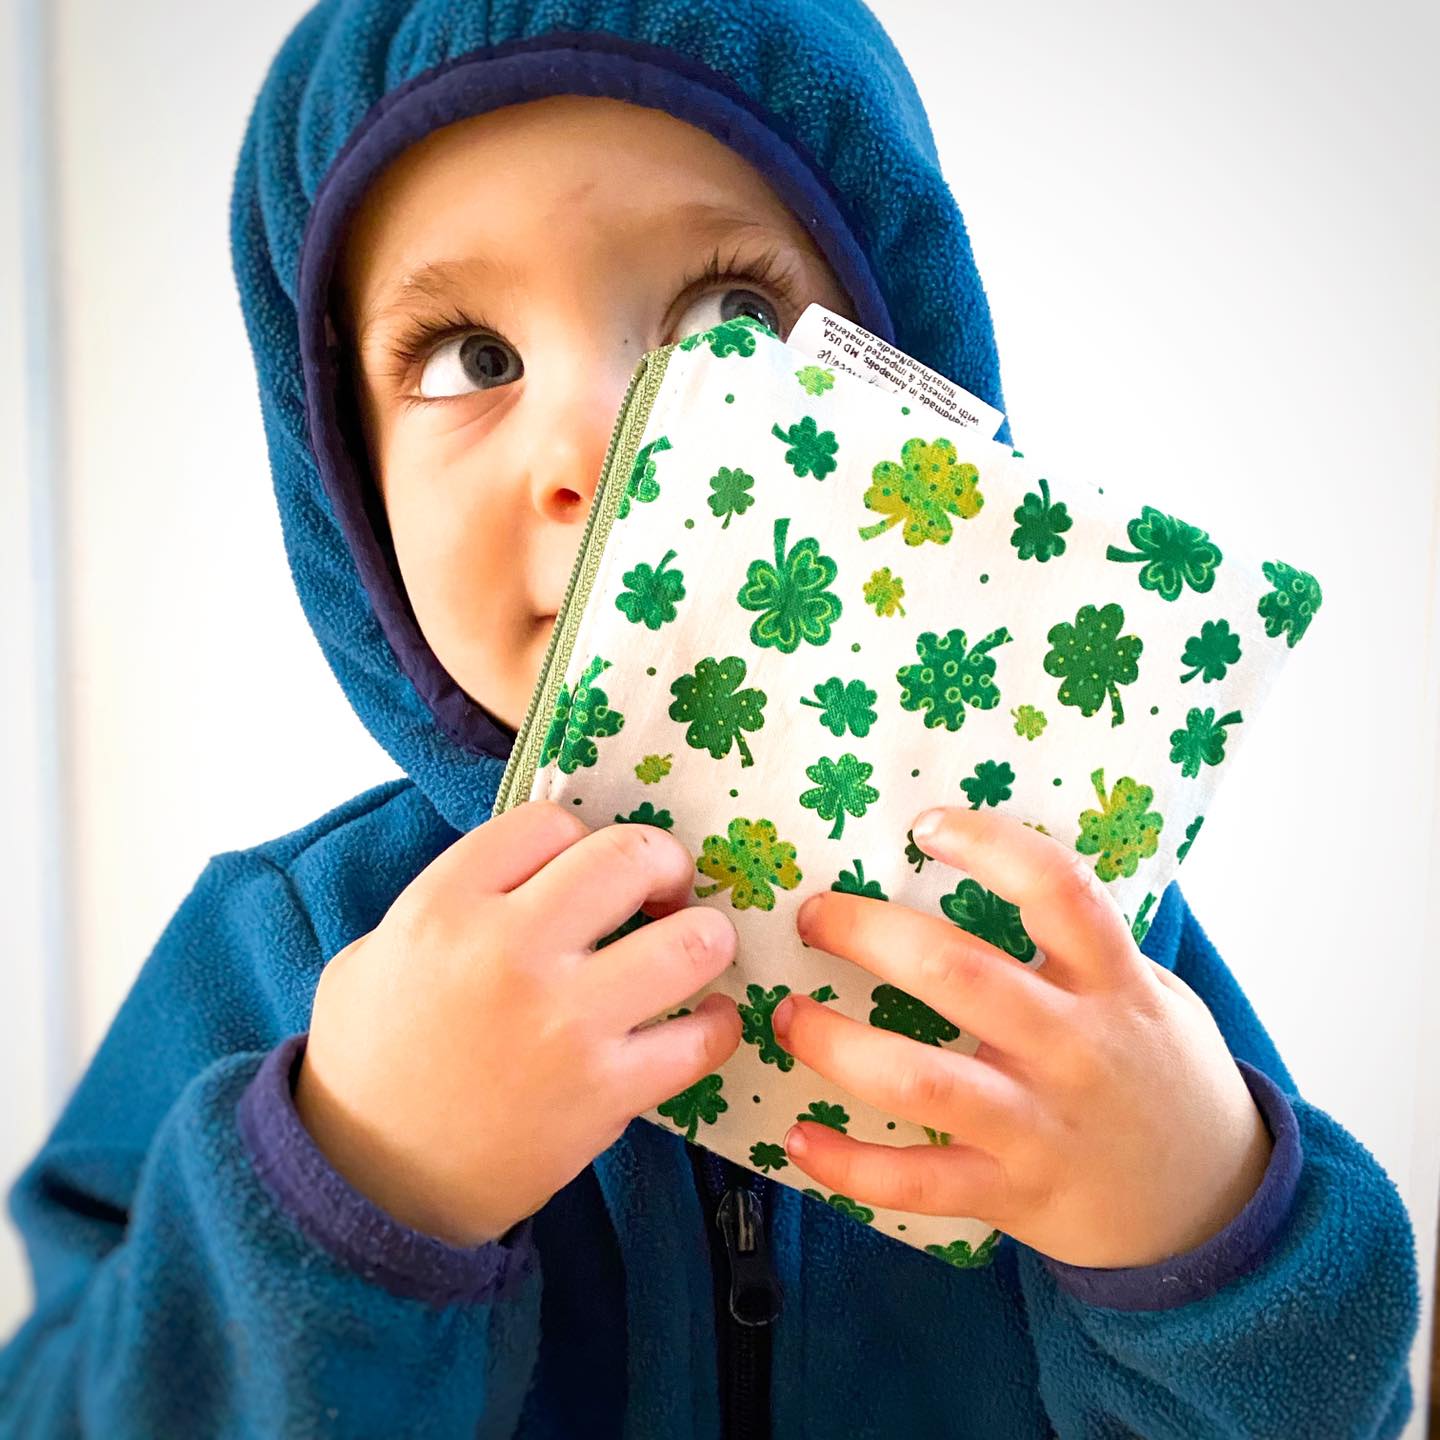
[0, 2, 1421, 1436]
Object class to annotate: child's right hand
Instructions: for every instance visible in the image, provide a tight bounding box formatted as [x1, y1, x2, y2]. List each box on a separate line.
[292, 800, 742, 1247]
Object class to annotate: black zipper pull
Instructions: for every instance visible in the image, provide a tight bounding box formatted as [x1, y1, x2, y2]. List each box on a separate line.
[715, 1186, 783, 1327]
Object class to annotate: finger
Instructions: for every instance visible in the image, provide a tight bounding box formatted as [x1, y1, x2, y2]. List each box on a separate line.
[584, 904, 738, 1034]
[909, 806, 1138, 993]
[433, 799, 592, 896]
[783, 1123, 1008, 1222]
[795, 890, 1074, 1067]
[773, 993, 1030, 1154]
[608, 992, 743, 1121]
[510, 820, 699, 950]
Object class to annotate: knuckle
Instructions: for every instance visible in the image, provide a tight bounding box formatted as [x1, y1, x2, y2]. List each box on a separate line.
[892, 1163, 941, 1215]
[518, 798, 591, 846]
[896, 1055, 954, 1116]
[922, 934, 985, 994]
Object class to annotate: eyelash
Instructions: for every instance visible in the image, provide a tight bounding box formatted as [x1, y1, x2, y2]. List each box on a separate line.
[381, 243, 805, 399]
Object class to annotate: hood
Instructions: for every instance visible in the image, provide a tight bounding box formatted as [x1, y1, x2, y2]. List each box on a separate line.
[229, 0, 1012, 836]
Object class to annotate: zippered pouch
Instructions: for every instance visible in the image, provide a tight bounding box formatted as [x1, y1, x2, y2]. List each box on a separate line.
[494, 313, 1323, 1269]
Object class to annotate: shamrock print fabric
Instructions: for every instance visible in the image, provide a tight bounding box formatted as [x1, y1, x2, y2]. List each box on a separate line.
[495, 315, 1322, 1270]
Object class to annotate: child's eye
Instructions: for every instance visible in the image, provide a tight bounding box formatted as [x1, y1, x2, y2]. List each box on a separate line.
[671, 286, 784, 345]
[418, 330, 524, 399]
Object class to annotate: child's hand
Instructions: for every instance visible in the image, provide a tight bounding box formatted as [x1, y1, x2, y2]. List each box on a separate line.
[293, 800, 742, 1248]
[772, 805, 1274, 1270]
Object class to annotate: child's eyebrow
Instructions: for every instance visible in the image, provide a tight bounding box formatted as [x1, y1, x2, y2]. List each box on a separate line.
[352, 203, 798, 351]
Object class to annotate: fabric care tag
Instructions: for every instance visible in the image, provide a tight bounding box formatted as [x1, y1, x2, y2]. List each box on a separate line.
[787, 302, 1006, 438]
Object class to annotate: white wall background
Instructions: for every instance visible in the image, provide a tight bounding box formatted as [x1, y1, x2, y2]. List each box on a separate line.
[3, 0, 1437, 1429]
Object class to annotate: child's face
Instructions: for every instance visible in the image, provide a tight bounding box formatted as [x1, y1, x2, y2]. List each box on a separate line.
[336, 95, 856, 730]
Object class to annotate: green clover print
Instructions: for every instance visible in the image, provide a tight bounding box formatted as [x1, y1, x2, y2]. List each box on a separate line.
[707, 466, 755, 528]
[897, 626, 1012, 731]
[1075, 768, 1164, 882]
[1043, 602, 1143, 727]
[694, 816, 803, 911]
[668, 655, 768, 768]
[1257, 559, 1323, 647]
[677, 314, 768, 356]
[657, 1071, 727, 1141]
[771, 414, 840, 479]
[540, 656, 625, 773]
[799, 676, 878, 738]
[739, 982, 838, 1071]
[1010, 476, 1072, 562]
[939, 877, 1036, 963]
[737, 516, 843, 653]
[1105, 505, 1223, 600]
[862, 566, 907, 617]
[1169, 706, 1242, 778]
[795, 364, 836, 397]
[858, 437, 983, 546]
[960, 759, 1014, 809]
[1180, 618, 1241, 683]
[615, 549, 686, 630]
[800, 753, 879, 840]
[618, 436, 672, 519]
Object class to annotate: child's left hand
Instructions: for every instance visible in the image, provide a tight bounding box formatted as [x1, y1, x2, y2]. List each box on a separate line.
[772, 804, 1274, 1271]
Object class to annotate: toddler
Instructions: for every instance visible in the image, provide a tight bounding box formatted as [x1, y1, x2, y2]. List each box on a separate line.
[0, 2, 1420, 1436]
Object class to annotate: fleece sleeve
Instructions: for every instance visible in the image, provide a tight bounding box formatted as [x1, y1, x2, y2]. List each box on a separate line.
[1012, 899, 1422, 1440]
[0, 852, 543, 1439]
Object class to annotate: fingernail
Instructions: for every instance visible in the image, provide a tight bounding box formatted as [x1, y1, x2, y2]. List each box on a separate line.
[912, 808, 945, 844]
[772, 995, 796, 1038]
[796, 893, 820, 934]
[785, 1124, 807, 1156]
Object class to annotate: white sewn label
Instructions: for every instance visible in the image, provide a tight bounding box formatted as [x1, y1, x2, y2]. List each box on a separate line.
[785, 302, 1007, 438]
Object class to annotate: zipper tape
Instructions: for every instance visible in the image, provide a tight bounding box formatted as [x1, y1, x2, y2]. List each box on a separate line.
[495, 340, 678, 813]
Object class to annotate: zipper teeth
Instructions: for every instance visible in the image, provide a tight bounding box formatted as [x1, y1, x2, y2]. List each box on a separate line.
[494, 341, 677, 812]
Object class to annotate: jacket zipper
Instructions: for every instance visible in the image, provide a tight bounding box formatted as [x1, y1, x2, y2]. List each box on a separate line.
[688, 1145, 783, 1440]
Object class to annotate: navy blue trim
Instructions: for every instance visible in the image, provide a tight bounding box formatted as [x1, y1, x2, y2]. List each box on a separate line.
[236, 1032, 538, 1308]
[296, 30, 894, 762]
[1042, 1059, 1304, 1312]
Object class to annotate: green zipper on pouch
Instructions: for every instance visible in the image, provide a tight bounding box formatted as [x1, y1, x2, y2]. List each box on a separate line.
[495, 340, 678, 813]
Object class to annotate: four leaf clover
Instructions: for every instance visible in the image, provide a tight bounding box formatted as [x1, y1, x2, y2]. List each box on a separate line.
[1010, 476, 1072, 562]
[771, 414, 840, 479]
[1075, 768, 1164, 882]
[800, 753, 879, 840]
[694, 817, 803, 911]
[799, 676, 877, 737]
[1105, 506, 1223, 600]
[615, 549, 686, 630]
[707, 466, 755, 528]
[669, 655, 768, 768]
[737, 516, 843, 653]
[1044, 602, 1143, 727]
[859, 436, 984, 546]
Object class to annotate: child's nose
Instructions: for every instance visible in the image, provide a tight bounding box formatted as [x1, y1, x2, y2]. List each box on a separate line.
[527, 364, 635, 522]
